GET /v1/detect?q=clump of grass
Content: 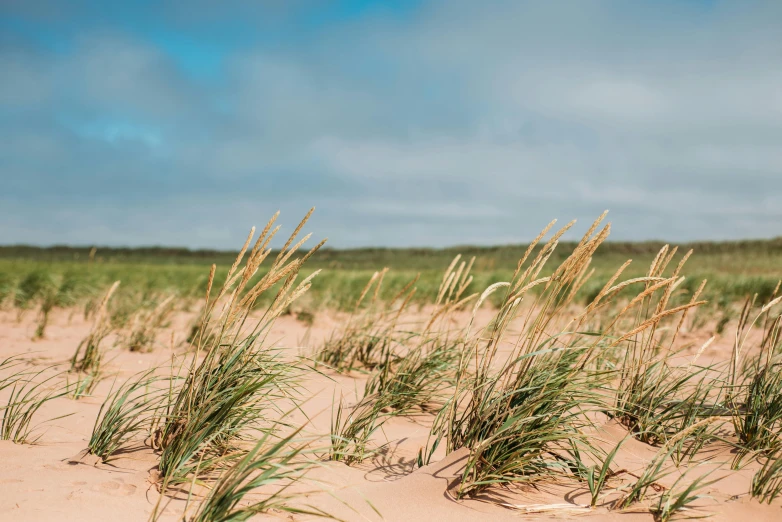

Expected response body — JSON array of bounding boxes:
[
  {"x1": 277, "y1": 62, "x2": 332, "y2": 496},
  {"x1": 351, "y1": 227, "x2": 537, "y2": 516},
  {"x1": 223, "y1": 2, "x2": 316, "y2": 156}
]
[
  {"x1": 1, "y1": 367, "x2": 70, "y2": 443},
  {"x1": 328, "y1": 256, "x2": 479, "y2": 464},
  {"x1": 447, "y1": 343, "x2": 596, "y2": 498},
  {"x1": 571, "y1": 436, "x2": 628, "y2": 507},
  {"x1": 615, "y1": 353, "x2": 727, "y2": 457},
  {"x1": 88, "y1": 370, "x2": 168, "y2": 462},
  {"x1": 124, "y1": 294, "x2": 176, "y2": 352},
  {"x1": 317, "y1": 268, "x2": 417, "y2": 372},
  {"x1": 154, "y1": 210, "x2": 325, "y2": 487},
  {"x1": 329, "y1": 392, "x2": 394, "y2": 464},
  {"x1": 612, "y1": 248, "x2": 720, "y2": 450},
  {"x1": 364, "y1": 339, "x2": 460, "y2": 415},
  {"x1": 71, "y1": 281, "x2": 120, "y2": 373},
  {"x1": 651, "y1": 470, "x2": 717, "y2": 522},
  {"x1": 419, "y1": 213, "x2": 719, "y2": 500},
  {"x1": 728, "y1": 290, "x2": 782, "y2": 462},
  {"x1": 331, "y1": 345, "x2": 461, "y2": 465},
  {"x1": 294, "y1": 309, "x2": 315, "y2": 327},
  {"x1": 188, "y1": 428, "x2": 318, "y2": 522},
  {"x1": 13, "y1": 270, "x2": 82, "y2": 339},
  {"x1": 432, "y1": 215, "x2": 615, "y2": 498},
  {"x1": 317, "y1": 252, "x2": 477, "y2": 379},
  {"x1": 751, "y1": 447, "x2": 782, "y2": 504}
]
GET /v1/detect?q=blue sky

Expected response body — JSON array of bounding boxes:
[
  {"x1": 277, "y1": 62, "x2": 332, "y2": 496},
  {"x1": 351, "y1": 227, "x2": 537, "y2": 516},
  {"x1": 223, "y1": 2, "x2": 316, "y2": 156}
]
[{"x1": 1, "y1": 0, "x2": 780, "y2": 248}]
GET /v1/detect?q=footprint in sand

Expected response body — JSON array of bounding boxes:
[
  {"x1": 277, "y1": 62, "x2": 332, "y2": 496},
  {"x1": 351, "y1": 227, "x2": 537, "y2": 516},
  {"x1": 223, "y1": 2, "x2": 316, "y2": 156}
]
[{"x1": 92, "y1": 480, "x2": 137, "y2": 496}]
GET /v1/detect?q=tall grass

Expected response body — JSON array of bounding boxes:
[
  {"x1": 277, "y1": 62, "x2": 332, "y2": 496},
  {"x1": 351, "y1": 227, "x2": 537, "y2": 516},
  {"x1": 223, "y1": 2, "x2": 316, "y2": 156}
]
[
  {"x1": 329, "y1": 392, "x2": 393, "y2": 464},
  {"x1": 729, "y1": 293, "x2": 782, "y2": 462},
  {"x1": 317, "y1": 269, "x2": 419, "y2": 372},
  {"x1": 1, "y1": 367, "x2": 70, "y2": 443},
  {"x1": 752, "y1": 447, "x2": 782, "y2": 503},
  {"x1": 154, "y1": 209, "x2": 325, "y2": 488},
  {"x1": 188, "y1": 428, "x2": 319, "y2": 522},
  {"x1": 6, "y1": 212, "x2": 782, "y2": 516},
  {"x1": 415, "y1": 213, "x2": 730, "y2": 500},
  {"x1": 88, "y1": 370, "x2": 169, "y2": 462},
  {"x1": 71, "y1": 281, "x2": 120, "y2": 373},
  {"x1": 123, "y1": 294, "x2": 176, "y2": 352}
]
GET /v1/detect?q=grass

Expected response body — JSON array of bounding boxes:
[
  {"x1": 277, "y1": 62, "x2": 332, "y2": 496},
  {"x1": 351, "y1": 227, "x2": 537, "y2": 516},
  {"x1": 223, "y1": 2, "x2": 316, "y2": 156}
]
[
  {"x1": 729, "y1": 294, "x2": 782, "y2": 463},
  {"x1": 155, "y1": 209, "x2": 325, "y2": 488},
  {"x1": 617, "y1": 419, "x2": 721, "y2": 511},
  {"x1": 66, "y1": 369, "x2": 105, "y2": 400},
  {"x1": 327, "y1": 255, "x2": 476, "y2": 464},
  {"x1": 71, "y1": 281, "x2": 120, "y2": 373},
  {"x1": 316, "y1": 269, "x2": 418, "y2": 371},
  {"x1": 88, "y1": 370, "x2": 168, "y2": 462},
  {"x1": 752, "y1": 447, "x2": 782, "y2": 504},
  {"x1": 5, "y1": 213, "x2": 782, "y2": 517},
  {"x1": 571, "y1": 436, "x2": 629, "y2": 507},
  {"x1": 615, "y1": 356, "x2": 727, "y2": 454},
  {"x1": 329, "y1": 391, "x2": 398, "y2": 464},
  {"x1": 123, "y1": 294, "x2": 176, "y2": 352},
  {"x1": 651, "y1": 469, "x2": 717, "y2": 521},
  {"x1": 13, "y1": 270, "x2": 84, "y2": 339},
  {"x1": 1, "y1": 367, "x2": 70, "y2": 443},
  {"x1": 364, "y1": 340, "x2": 460, "y2": 414},
  {"x1": 428, "y1": 216, "x2": 613, "y2": 498},
  {"x1": 187, "y1": 428, "x2": 319, "y2": 522}
]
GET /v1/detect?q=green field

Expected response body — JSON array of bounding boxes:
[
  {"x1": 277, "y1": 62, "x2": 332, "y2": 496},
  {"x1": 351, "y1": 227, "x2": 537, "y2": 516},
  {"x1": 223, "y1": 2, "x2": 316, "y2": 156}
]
[{"x1": 1, "y1": 238, "x2": 781, "y2": 313}]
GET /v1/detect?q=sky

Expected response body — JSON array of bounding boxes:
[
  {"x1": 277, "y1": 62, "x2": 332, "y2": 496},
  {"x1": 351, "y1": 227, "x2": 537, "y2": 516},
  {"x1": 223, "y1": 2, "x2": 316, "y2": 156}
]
[{"x1": 1, "y1": 0, "x2": 781, "y2": 249}]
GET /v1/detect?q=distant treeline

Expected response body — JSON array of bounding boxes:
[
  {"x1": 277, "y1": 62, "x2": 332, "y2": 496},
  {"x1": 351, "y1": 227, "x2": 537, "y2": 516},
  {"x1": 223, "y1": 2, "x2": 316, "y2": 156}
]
[{"x1": 1, "y1": 238, "x2": 782, "y2": 270}]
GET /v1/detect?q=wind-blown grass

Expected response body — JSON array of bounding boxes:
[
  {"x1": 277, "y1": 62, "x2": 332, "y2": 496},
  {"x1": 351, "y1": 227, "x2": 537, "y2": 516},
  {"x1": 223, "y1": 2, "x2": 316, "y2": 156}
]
[
  {"x1": 71, "y1": 281, "x2": 120, "y2": 373},
  {"x1": 317, "y1": 269, "x2": 418, "y2": 372},
  {"x1": 329, "y1": 392, "x2": 395, "y2": 464},
  {"x1": 123, "y1": 294, "x2": 176, "y2": 352},
  {"x1": 88, "y1": 369, "x2": 169, "y2": 462},
  {"x1": 7, "y1": 211, "x2": 782, "y2": 517},
  {"x1": 651, "y1": 469, "x2": 717, "y2": 521},
  {"x1": 154, "y1": 209, "x2": 325, "y2": 488},
  {"x1": 364, "y1": 340, "x2": 460, "y2": 415},
  {"x1": 186, "y1": 427, "x2": 321, "y2": 522},
  {"x1": 571, "y1": 436, "x2": 629, "y2": 507},
  {"x1": 1, "y1": 367, "x2": 70, "y2": 443},
  {"x1": 415, "y1": 213, "x2": 730, "y2": 501},
  {"x1": 729, "y1": 294, "x2": 782, "y2": 462},
  {"x1": 752, "y1": 447, "x2": 782, "y2": 504}
]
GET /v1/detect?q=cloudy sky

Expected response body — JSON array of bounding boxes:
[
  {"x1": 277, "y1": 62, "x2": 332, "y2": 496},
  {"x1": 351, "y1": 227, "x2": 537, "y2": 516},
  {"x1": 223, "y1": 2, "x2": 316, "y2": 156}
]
[{"x1": 1, "y1": 0, "x2": 781, "y2": 248}]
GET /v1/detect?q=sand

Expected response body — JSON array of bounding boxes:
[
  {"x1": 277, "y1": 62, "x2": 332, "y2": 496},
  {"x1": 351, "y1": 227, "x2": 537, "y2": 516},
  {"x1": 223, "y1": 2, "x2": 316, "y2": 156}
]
[{"x1": 0, "y1": 307, "x2": 780, "y2": 521}]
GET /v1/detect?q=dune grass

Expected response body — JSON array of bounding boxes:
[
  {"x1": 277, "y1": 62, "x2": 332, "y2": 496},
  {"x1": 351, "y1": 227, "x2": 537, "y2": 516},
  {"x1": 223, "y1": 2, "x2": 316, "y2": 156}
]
[
  {"x1": 88, "y1": 369, "x2": 169, "y2": 462},
  {"x1": 5, "y1": 212, "x2": 782, "y2": 518},
  {"x1": 1, "y1": 367, "x2": 70, "y2": 443},
  {"x1": 188, "y1": 428, "x2": 321, "y2": 522},
  {"x1": 154, "y1": 209, "x2": 325, "y2": 493},
  {"x1": 752, "y1": 447, "x2": 782, "y2": 504},
  {"x1": 71, "y1": 281, "x2": 120, "y2": 373}
]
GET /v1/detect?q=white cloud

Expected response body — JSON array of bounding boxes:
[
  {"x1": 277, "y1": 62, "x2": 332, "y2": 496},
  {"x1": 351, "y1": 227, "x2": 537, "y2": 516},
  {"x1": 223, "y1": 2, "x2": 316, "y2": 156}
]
[{"x1": 1, "y1": 0, "x2": 781, "y2": 247}]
